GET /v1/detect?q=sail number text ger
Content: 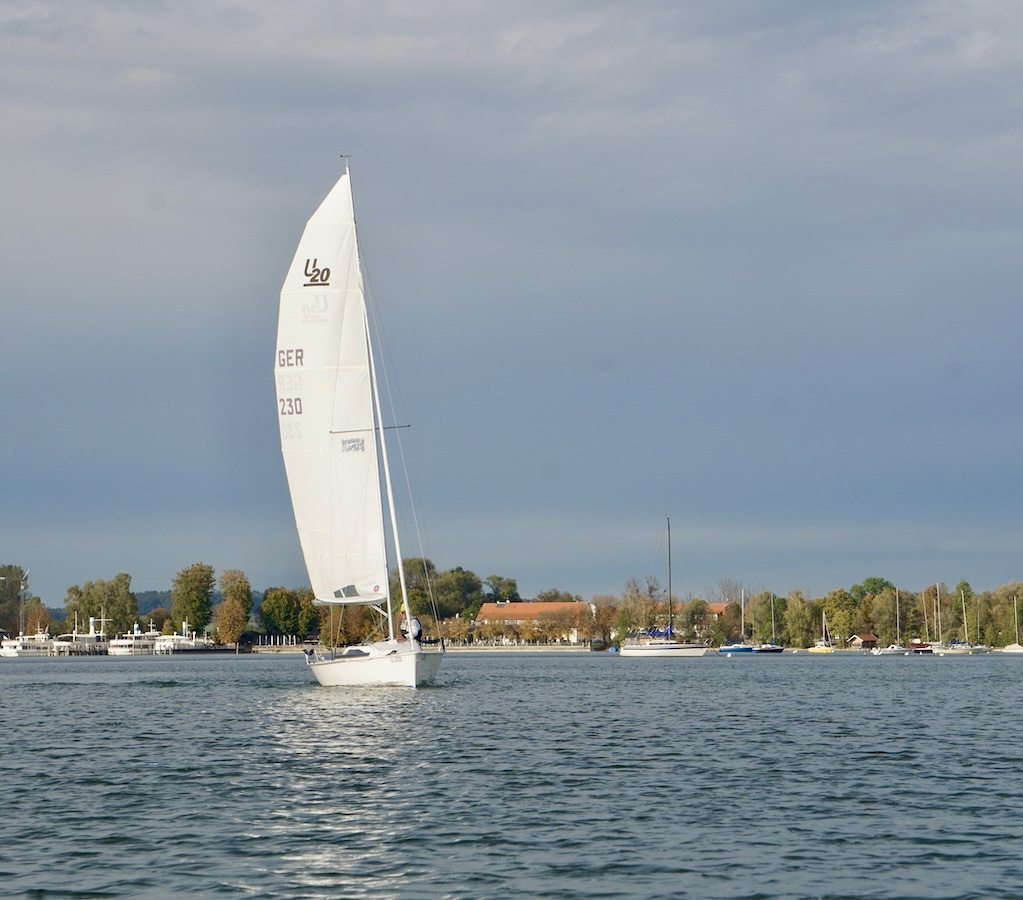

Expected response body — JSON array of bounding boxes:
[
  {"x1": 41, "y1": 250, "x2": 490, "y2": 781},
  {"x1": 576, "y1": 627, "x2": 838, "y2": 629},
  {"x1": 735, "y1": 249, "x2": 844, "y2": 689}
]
[{"x1": 278, "y1": 349, "x2": 304, "y2": 367}]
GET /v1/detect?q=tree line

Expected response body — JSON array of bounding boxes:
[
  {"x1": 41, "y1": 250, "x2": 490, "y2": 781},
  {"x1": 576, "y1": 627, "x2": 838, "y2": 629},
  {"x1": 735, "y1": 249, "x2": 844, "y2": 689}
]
[
  {"x1": 1, "y1": 561, "x2": 1019, "y2": 650},
  {"x1": 586, "y1": 576, "x2": 1023, "y2": 649}
]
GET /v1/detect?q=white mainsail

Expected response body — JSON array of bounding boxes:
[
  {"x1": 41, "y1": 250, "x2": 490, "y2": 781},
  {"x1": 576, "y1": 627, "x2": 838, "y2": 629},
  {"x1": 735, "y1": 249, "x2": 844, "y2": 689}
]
[{"x1": 276, "y1": 170, "x2": 389, "y2": 607}]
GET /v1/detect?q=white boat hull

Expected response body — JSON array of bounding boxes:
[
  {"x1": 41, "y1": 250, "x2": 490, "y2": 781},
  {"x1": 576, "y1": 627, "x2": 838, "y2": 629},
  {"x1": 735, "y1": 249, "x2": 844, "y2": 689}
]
[
  {"x1": 0, "y1": 643, "x2": 51, "y2": 658},
  {"x1": 872, "y1": 645, "x2": 909, "y2": 656},
  {"x1": 619, "y1": 641, "x2": 709, "y2": 658},
  {"x1": 306, "y1": 641, "x2": 444, "y2": 687}
]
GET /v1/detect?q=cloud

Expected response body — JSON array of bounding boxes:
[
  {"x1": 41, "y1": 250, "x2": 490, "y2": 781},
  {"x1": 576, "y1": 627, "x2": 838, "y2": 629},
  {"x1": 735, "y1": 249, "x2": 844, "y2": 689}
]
[{"x1": 1, "y1": 1, "x2": 1019, "y2": 605}]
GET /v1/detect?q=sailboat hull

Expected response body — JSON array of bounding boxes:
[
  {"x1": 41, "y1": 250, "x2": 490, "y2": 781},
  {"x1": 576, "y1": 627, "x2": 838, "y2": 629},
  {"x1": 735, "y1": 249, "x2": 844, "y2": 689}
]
[
  {"x1": 306, "y1": 641, "x2": 444, "y2": 687},
  {"x1": 619, "y1": 642, "x2": 709, "y2": 658}
]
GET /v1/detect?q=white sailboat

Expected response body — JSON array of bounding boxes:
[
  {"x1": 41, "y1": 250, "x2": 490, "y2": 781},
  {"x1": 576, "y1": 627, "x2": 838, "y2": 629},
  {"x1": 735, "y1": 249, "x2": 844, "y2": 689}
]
[
  {"x1": 276, "y1": 164, "x2": 443, "y2": 688},
  {"x1": 1002, "y1": 595, "x2": 1023, "y2": 653},
  {"x1": 808, "y1": 611, "x2": 834, "y2": 653},
  {"x1": 619, "y1": 517, "x2": 709, "y2": 657},
  {"x1": 753, "y1": 593, "x2": 784, "y2": 653},
  {"x1": 872, "y1": 589, "x2": 908, "y2": 655},
  {"x1": 936, "y1": 590, "x2": 991, "y2": 655},
  {"x1": 720, "y1": 589, "x2": 755, "y2": 654}
]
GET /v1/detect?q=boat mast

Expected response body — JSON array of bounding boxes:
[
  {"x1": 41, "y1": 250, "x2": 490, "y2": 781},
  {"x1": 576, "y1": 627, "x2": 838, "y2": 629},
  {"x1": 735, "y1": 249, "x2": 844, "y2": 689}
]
[
  {"x1": 355, "y1": 179, "x2": 411, "y2": 642},
  {"x1": 366, "y1": 309, "x2": 408, "y2": 641},
  {"x1": 18, "y1": 570, "x2": 28, "y2": 637},
  {"x1": 666, "y1": 515, "x2": 672, "y2": 635}
]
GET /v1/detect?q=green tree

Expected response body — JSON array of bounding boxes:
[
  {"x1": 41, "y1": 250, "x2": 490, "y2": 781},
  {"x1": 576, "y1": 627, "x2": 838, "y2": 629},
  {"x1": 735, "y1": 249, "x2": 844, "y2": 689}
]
[
  {"x1": 821, "y1": 589, "x2": 857, "y2": 645},
  {"x1": 783, "y1": 592, "x2": 814, "y2": 648},
  {"x1": 260, "y1": 587, "x2": 302, "y2": 635},
  {"x1": 213, "y1": 597, "x2": 248, "y2": 645},
  {"x1": 171, "y1": 563, "x2": 216, "y2": 632},
  {"x1": 106, "y1": 573, "x2": 137, "y2": 636},
  {"x1": 296, "y1": 587, "x2": 319, "y2": 637},
  {"x1": 0, "y1": 565, "x2": 29, "y2": 633},
  {"x1": 432, "y1": 566, "x2": 483, "y2": 619},
  {"x1": 534, "y1": 588, "x2": 580, "y2": 603},
  {"x1": 872, "y1": 587, "x2": 900, "y2": 645},
  {"x1": 391, "y1": 558, "x2": 437, "y2": 618},
  {"x1": 673, "y1": 598, "x2": 706, "y2": 641},
  {"x1": 851, "y1": 577, "x2": 895, "y2": 602},
  {"x1": 485, "y1": 575, "x2": 520, "y2": 603},
  {"x1": 219, "y1": 569, "x2": 253, "y2": 620},
  {"x1": 63, "y1": 574, "x2": 137, "y2": 636}
]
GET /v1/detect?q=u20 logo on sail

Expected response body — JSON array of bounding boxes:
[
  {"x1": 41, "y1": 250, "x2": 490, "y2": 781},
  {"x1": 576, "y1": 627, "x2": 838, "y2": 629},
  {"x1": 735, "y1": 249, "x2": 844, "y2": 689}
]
[{"x1": 303, "y1": 258, "x2": 330, "y2": 286}]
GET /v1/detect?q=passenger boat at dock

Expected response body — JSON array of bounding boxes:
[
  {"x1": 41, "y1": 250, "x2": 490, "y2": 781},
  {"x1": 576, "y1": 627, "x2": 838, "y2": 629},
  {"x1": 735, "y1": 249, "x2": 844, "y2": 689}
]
[
  {"x1": 108, "y1": 622, "x2": 162, "y2": 656},
  {"x1": 0, "y1": 629, "x2": 54, "y2": 657},
  {"x1": 53, "y1": 617, "x2": 110, "y2": 656},
  {"x1": 153, "y1": 621, "x2": 216, "y2": 655}
]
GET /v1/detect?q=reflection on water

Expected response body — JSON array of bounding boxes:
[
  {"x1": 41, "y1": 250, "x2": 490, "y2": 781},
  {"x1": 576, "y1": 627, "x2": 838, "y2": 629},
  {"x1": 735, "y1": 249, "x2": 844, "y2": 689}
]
[{"x1": 2, "y1": 652, "x2": 1022, "y2": 897}]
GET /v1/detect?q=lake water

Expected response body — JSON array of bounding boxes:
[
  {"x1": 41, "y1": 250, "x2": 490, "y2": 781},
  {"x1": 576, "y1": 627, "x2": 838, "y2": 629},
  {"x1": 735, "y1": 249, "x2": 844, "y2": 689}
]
[{"x1": 2, "y1": 651, "x2": 1021, "y2": 898}]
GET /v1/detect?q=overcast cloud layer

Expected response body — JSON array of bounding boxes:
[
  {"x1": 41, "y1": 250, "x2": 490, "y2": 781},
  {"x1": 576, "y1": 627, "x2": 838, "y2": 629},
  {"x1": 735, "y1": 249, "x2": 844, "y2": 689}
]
[{"x1": 2, "y1": 1, "x2": 1020, "y2": 606}]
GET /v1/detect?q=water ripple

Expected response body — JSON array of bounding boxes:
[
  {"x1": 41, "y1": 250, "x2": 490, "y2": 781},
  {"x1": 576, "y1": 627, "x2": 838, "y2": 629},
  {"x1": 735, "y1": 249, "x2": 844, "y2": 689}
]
[{"x1": 2, "y1": 653, "x2": 1022, "y2": 897}]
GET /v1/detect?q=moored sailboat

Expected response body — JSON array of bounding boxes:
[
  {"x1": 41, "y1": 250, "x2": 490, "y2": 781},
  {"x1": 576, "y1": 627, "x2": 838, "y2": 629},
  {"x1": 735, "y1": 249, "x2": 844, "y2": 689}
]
[
  {"x1": 619, "y1": 517, "x2": 709, "y2": 657},
  {"x1": 872, "y1": 589, "x2": 908, "y2": 655},
  {"x1": 753, "y1": 593, "x2": 784, "y2": 653},
  {"x1": 720, "y1": 589, "x2": 755, "y2": 654},
  {"x1": 1003, "y1": 595, "x2": 1023, "y2": 654},
  {"x1": 276, "y1": 164, "x2": 443, "y2": 687},
  {"x1": 936, "y1": 590, "x2": 991, "y2": 655},
  {"x1": 808, "y1": 611, "x2": 834, "y2": 653}
]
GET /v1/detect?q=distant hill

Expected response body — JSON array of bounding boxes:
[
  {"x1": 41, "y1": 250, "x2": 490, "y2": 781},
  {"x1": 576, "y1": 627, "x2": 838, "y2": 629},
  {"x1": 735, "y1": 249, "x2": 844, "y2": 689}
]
[
  {"x1": 135, "y1": 590, "x2": 265, "y2": 616},
  {"x1": 136, "y1": 590, "x2": 172, "y2": 615}
]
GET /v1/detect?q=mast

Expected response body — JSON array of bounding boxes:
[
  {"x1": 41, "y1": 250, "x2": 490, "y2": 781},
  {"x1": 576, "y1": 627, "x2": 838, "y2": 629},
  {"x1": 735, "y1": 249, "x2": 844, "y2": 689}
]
[
  {"x1": 361, "y1": 211, "x2": 409, "y2": 643},
  {"x1": 666, "y1": 515, "x2": 672, "y2": 634},
  {"x1": 895, "y1": 588, "x2": 900, "y2": 644},
  {"x1": 18, "y1": 570, "x2": 29, "y2": 637}
]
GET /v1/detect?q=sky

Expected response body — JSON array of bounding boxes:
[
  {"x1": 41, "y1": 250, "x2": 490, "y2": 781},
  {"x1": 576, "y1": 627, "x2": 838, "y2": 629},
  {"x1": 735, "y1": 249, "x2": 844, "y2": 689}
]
[{"x1": 2, "y1": 0, "x2": 1020, "y2": 607}]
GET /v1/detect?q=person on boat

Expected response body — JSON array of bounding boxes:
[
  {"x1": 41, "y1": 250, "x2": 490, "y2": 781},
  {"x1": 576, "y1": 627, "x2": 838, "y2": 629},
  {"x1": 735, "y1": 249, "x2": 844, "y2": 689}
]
[{"x1": 398, "y1": 616, "x2": 422, "y2": 643}]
